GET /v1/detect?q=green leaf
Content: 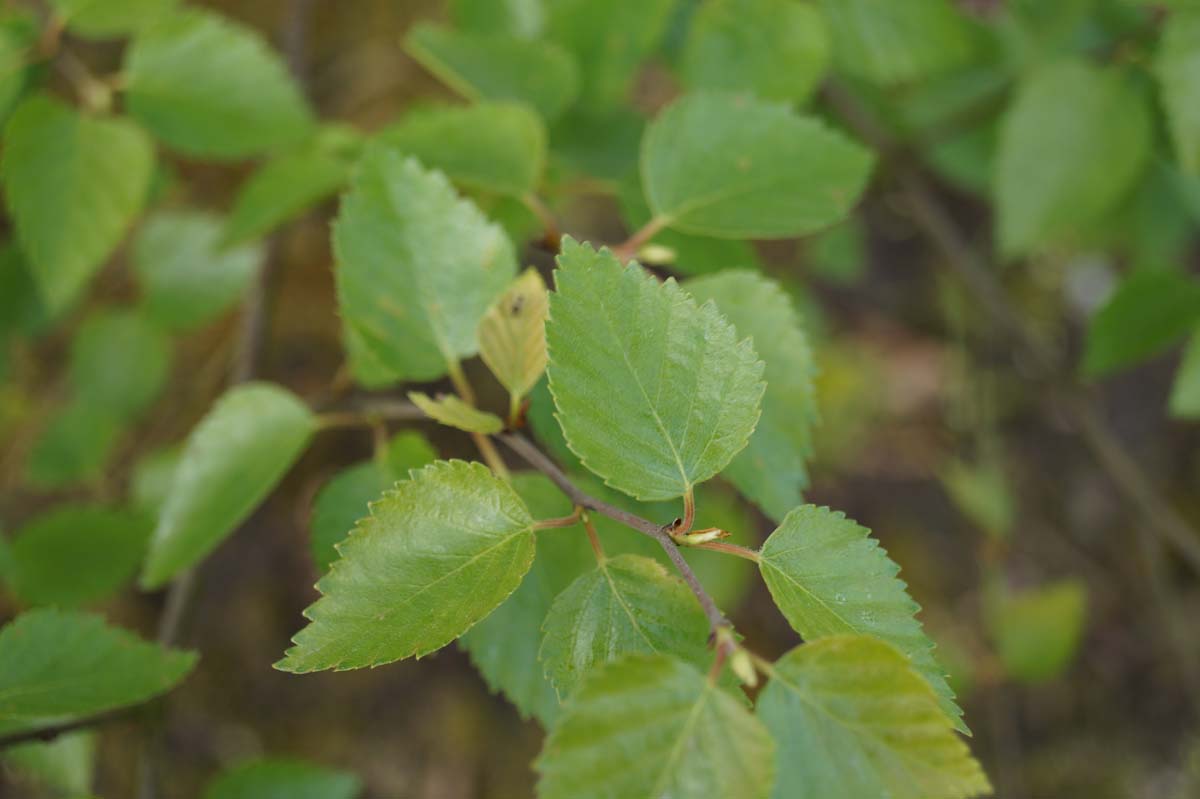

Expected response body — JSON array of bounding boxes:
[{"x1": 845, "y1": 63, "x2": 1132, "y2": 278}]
[
  {"x1": 203, "y1": 758, "x2": 360, "y2": 799},
  {"x1": 820, "y1": 0, "x2": 975, "y2": 86},
  {"x1": 940, "y1": 458, "x2": 1014, "y2": 540},
  {"x1": 131, "y1": 446, "x2": 181, "y2": 517},
  {"x1": 686, "y1": 271, "x2": 818, "y2": 521},
  {"x1": 1082, "y1": 270, "x2": 1200, "y2": 377},
  {"x1": 377, "y1": 102, "x2": 546, "y2": 196},
  {"x1": 617, "y1": 178, "x2": 763, "y2": 276},
  {"x1": 133, "y1": 211, "x2": 263, "y2": 332},
  {"x1": 140, "y1": 383, "x2": 316, "y2": 589},
  {"x1": 550, "y1": 106, "x2": 644, "y2": 183},
  {"x1": 681, "y1": 0, "x2": 829, "y2": 104},
  {"x1": 277, "y1": 460, "x2": 535, "y2": 672},
  {"x1": 24, "y1": 401, "x2": 121, "y2": 490},
  {"x1": 334, "y1": 150, "x2": 517, "y2": 381},
  {"x1": 0, "y1": 243, "x2": 47, "y2": 340},
  {"x1": 404, "y1": 24, "x2": 578, "y2": 121},
  {"x1": 408, "y1": 392, "x2": 504, "y2": 434},
  {"x1": 1157, "y1": 11, "x2": 1200, "y2": 174},
  {"x1": 6, "y1": 506, "x2": 150, "y2": 608},
  {"x1": 995, "y1": 61, "x2": 1151, "y2": 256},
  {"x1": 124, "y1": 9, "x2": 314, "y2": 159},
  {"x1": 546, "y1": 238, "x2": 764, "y2": 501},
  {"x1": 2, "y1": 95, "x2": 154, "y2": 313},
  {"x1": 451, "y1": 0, "x2": 544, "y2": 38},
  {"x1": 757, "y1": 636, "x2": 991, "y2": 799},
  {"x1": 1170, "y1": 329, "x2": 1200, "y2": 418},
  {"x1": 3, "y1": 731, "x2": 94, "y2": 795},
  {"x1": 69, "y1": 309, "x2": 170, "y2": 419},
  {"x1": 641, "y1": 92, "x2": 874, "y2": 239},
  {"x1": 539, "y1": 553, "x2": 714, "y2": 700},
  {"x1": 0, "y1": 14, "x2": 37, "y2": 125},
  {"x1": 986, "y1": 580, "x2": 1087, "y2": 684},
  {"x1": 223, "y1": 129, "x2": 359, "y2": 246},
  {"x1": 460, "y1": 473, "x2": 594, "y2": 725},
  {"x1": 536, "y1": 654, "x2": 775, "y2": 799},
  {"x1": 0, "y1": 608, "x2": 196, "y2": 738},
  {"x1": 309, "y1": 432, "x2": 437, "y2": 573},
  {"x1": 50, "y1": 0, "x2": 177, "y2": 38},
  {"x1": 758, "y1": 505, "x2": 965, "y2": 731},
  {"x1": 545, "y1": 0, "x2": 675, "y2": 108},
  {"x1": 478, "y1": 268, "x2": 549, "y2": 400}
]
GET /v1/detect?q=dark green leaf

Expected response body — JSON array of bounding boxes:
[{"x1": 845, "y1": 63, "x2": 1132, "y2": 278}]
[
  {"x1": 0, "y1": 608, "x2": 196, "y2": 738},
  {"x1": 6, "y1": 506, "x2": 150, "y2": 607},
  {"x1": 203, "y1": 758, "x2": 360, "y2": 799},
  {"x1": 1082, "y1": 270, "x2": 1200, "y2": 377}
]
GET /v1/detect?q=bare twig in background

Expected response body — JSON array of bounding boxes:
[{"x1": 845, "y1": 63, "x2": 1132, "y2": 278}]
[{"x1": 824, "y1": 80, "x2": 1200, "y2": 576}]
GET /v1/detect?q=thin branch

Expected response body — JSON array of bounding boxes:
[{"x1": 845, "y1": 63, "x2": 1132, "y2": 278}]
[
  {"x1": 497, "y1": 433, "x2": 731, "y2": 636},
  {"x1": 0, "y1": 707, "x2": 136, "y2": 749},
  {"x1": 824, "y1": 79, "x2": 1200, "y2": 575},
  {"x1": 611, "y1": 216, "x2": 670, "y2": 262}
]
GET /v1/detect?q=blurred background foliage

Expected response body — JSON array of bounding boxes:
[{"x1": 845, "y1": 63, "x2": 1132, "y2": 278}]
[{"x1": 1, "y1": 0, "x2": 1199, "y2": 796}]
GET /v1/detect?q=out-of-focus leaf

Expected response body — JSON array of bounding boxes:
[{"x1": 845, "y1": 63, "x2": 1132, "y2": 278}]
[
  {"x1": 2, "y1": 95, "x2": 154, "y2": 313},
  {"x1": 203, "y1": 758, "x2": 360, "y2": 799},
  {"x1": 3, "y1": 731, "x2": 95, "y2": 796},
  {"x1": 133, "y1": 211, "x2": 262, "y2": 332},
  {"x1": 0, "y1": 608, "x2": 196, "y2": 738},
  {"x1": 24, "y1": 401, "x2": 121, "y2": 489},
  {"x1": 378, "y1": 102, "x2": 546, "y2": 196},
  {"x1": 757, "y1": 636, "x2": 991, "y2": 799},
  {"x1": 758, "y1": 505, "x2": 965, "y2": 731},
  {"x1": 681, "y1": 0, "x2": 829, "y2": 103},
  {"x1": 125, "y1": 9, "x2": 314, "y2": 158},
  {"x1": 1156, "y1": 11, "x2": 1200, "y2": 174},
  {"x1": 334, "y1": 150, "x2": 516, "y2": 381},
  {"x1": 986, "y1": 580, "x2": 1087, "y2": 683},
  {"x1": 940, "y1": 458, "x2": 1014, "y2": 540},
  {"x1": 309, "y1": 432, "x2": 437, "y2": 573},
  {"x1": 546, "y1": 239, "x2": 764, "y2": 501},
  {"x1": 69, "y1": 309, "x2": 170, "y2": 418},
  {"x1": 141, "y1": 383, "x2": 316, "y2": 589},
  {"x1": 131, "y1": 447, "x2": 181, "y2": 517},
  {"x1": 617, "y1": 179, "x2": 763, "y2": 276},
  {"x1": 224, "y1": 127, "x2": 361, "y2": 245},
  {"x1": 550, "y1": 106, "x2": 643, "y2": 183},
  {"x1": 995, "y1": 61, "x2": 1151, "y2": 256},
  {"x1": 404, "y1": 24, "x2": 578, "y2": 120},
  {"x1": 1082, "y1": 270, "x2": 1200, "y2": 377},
  {"x1": 535, "y1": 654, "x2": 776, "y2": 799},
  {"x1": 687, "y1": 271, "x2": 818, "y2": 521},
  {"x1": 6, "y1": 506, "x2": 150, "y2": 607},
  {"x1": 278, "y1": 461, "x2": 534, "y2": 672},
  {"x1": 820, "y1": 0, "x2": 975, "y2": 85},
  {"x1": 0, "y1": 13, "x2": 37, "y2": 125},
  {"x1": 642, "y1": 92, "x2": 874, "y2": 239},
  {"x1": 545, "y1": 0, "x2": 675, "y2": 108},
  {"x1": 451, "y1": 0, "x2": 544, "y2": 38},
  {"x1": 1170, "y1": 329, "x2": 1200, "y2": 418},
  {"x1": 50, "y1": 0, "x2": 177, "y2": 38}
]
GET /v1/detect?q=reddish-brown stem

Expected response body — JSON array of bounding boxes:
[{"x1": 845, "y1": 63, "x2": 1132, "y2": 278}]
[
  {"x1": 582, "y1": 513, "x2": 606, "y2": 563},
  {"x1": 611, "y1": 216, "x2": 670, "y2": 262},
  {"x1": 688, "y1": 541, "x2": 761, "y2": 562},
  {"x1": 533, "y1": 506, "x2": 584, "y2": 530}
]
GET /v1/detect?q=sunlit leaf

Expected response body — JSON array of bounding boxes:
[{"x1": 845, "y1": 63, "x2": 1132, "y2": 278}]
[{"x1": 278, "y1": 461, "x2": 534, "y2": 672}]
